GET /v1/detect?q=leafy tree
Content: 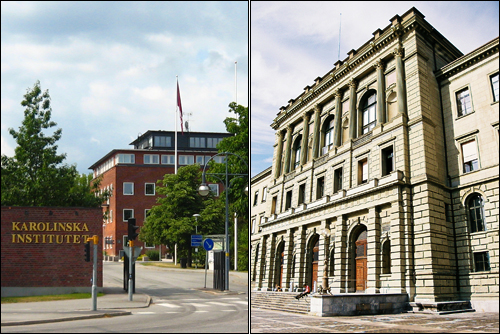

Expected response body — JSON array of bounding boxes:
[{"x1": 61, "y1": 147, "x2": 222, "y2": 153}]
[
  {"x1": 207, "y1": 102, "x2": 249, "y2": 270},
  {"x1": 1, "y1": 81, "x2": 109, "y2": 207}
]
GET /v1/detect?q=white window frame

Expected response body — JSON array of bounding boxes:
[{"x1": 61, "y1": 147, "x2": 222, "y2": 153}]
[
  {"x1": 161, "y1": 155, "x2": 175, "y2": 165},
  {"x1": 123, "y1": 182, "x2": 134, "y2": 195},
  {"x1": 123, "y1": 209, "x2": 134, "y2": 222},
  {"x1": 144, "y1": 154, "x2": 159, "y2": 164},
  {"x1": 145, "y1": 183, "x2": 155, "y2": 196},
  {"x1": 179, "y1": 155, "x2": 194, "y2": 165},
  {"x1": 117, "y1": 153, "x2": 135, "y2": 164},
  {"x1": 208, "y1": 184, "x2": 219, "y2": 196}
]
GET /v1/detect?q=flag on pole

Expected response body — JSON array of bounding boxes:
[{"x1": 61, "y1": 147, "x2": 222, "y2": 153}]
[{"x1": 177, "y1": 81, "x2": 184, "y2": 134}]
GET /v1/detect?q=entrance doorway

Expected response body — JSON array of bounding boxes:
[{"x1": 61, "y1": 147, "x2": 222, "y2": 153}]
[
  {"x1": 309, "y1": 236, "x2": 320, "y2": 291},
  {"x1": 355, "y1": 229, "x2": 368, "y2": 291}
]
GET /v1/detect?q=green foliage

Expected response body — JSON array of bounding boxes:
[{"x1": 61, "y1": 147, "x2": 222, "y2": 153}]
[
  {"x1": 1, "y1": 81, "x2": 109, "y2": 207},
  {"x1": 145, "y1": 250, "x2": 160, "y2": 261}
]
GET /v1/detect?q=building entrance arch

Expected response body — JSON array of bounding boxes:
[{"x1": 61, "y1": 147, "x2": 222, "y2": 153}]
[
  {"x1": 274, "y1": 241, "x2": 285, "y2": 289},
  {"x1": 307, "y1": 234, "x2": 320, "y2": 291},
  {"x1": 353, "y1": 226, "x2": 368, "y2": 292}
]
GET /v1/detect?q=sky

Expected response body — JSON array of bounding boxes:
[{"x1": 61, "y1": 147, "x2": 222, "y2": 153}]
[
  {"x1": 1, "y1": 1, "x2": 248, "y2": 174},
  {"x1": 250, "y1": 1, "x2": 499, "y2": 177}
]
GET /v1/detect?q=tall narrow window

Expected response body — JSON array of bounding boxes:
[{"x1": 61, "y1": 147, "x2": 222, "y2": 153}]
[
  {"x1": 468, "y1": 194, "x2": 486, "y2": 233},
  {"x1": 322, "y1": 117, "x2": 335, "y2": 155},
  {"x1": 382, "y1": 146, "x2": 394, "y2": 176},
  {"x1": 456, "y1": 88, "x2": 472, "y2": 117},
  {"x1": 298, "y1": 183, "x2": 306, "y2": 205},
  {"x1": 271, "y1": 196, "x2": 277, "y2": 214},
  {"x1": 253, "y1": 190, "x2": 259, "y2": 206},
  {"x1": 382, "y1": 240, "x2": 391, "y2": 274},
  {"x1": 461, "y1": 140, "x2": 479, "y2": 173},
  {"x1": 316, "y1": 177, "x2": 324, "y2": 199},
  {"x1": 334, "y1": 168, "x2": 343, "y2": 192},
  {"x1": 362, "y1": 92, "x2": 377, "y2": 134},
  {"x1": 473, "y1": 252, "x2": 490, "y2": 272},
  {"x1": 491, "y1": 73, "x2": 499, "y2": 102},
  {"x1": 285, "y1": 190, "x2": 292, "y2": 210},
  {"x1": 358, "y1": 158, "x2": 368, "y2": 185},
  {"x1": 292, "y1": 136, "x2": 302, "y2": 170}
]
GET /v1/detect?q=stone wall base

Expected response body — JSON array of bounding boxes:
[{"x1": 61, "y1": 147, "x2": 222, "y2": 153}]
[{"x1": 310, "y1": 293, "x2": 409, "y2": 316}]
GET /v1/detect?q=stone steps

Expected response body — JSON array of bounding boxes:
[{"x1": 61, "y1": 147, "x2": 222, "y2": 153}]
[{"x1": 251, "y1": 291, "x2": 310, "y2": 314}]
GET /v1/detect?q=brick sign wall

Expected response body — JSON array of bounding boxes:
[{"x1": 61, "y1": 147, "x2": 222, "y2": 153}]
[{"x1": 1, "y1": 206, "x2": 103, "y2": 296}]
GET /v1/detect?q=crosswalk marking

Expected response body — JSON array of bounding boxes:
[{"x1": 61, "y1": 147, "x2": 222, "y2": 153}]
[
  {"x1": 233, "y1": 301, "x2": 248, "y2": 305},
  {"x1": 158, "y1": 303, "x2": 182, "y2": 308},
  {"x1": 206, "y1": 301, "x2": 234, "y2": 306}
]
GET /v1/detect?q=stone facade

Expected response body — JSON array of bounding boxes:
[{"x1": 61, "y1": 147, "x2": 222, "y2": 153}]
[{"x1": 250, "y1": 7, "x2": 499, "y2": 312}]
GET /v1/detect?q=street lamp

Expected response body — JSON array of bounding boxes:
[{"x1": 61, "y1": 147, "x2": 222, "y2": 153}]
[{"x1": 198, "y1": 152, "x2": 248, "y2": 291}]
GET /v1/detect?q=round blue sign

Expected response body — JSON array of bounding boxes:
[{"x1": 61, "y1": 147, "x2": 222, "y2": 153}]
[{"x1": 203, "y1": 238, "x2": 214, "y2": 251}]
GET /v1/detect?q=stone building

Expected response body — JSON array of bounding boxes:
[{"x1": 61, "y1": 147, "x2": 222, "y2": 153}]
[{"x1": 250, "y1": 7, "x2": 498, "y2": 312}]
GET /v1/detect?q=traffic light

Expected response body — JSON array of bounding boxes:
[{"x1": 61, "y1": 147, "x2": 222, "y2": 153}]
[
  {"x1": 128, "y1": 218, "x2": 139, "y2": 241},
  {"x1": 84, "y1": 241, "x2": 91, "y2": 262}
]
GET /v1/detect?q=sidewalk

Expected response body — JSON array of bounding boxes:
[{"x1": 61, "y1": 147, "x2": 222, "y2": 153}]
[{"x1": 1, "y1": 289, "x2": 150, "y2": 327}]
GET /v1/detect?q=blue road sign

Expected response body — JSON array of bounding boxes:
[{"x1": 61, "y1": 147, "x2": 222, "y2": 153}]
[
  {"x1": 191, "y1": 234, "x2": 202, "y2": 247},
  {"x1": 203, "y1": 238, "x2": 214, "y2": 251}
]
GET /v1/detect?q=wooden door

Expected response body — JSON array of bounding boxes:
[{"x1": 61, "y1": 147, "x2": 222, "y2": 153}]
[{"x1": 355, "y1": 239, "x2": 367, "y2": 291}]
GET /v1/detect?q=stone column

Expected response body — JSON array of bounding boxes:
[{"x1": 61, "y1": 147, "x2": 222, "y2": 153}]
[
  {"x1": 283, "y1": 125, "x2": 293, "y2": 174},
  {"x1": 366, "y1": 207, "x2": 381, "y2": 294},
  {"x1": 331, "y1": 215, "x2": 347, "y2": 293},
  {"x1": 274, "y1": 131, "x2": 284, "y2": 178},
  {"x1": 300, "y1": 112, "x2": 310, "y2": 165},
  {"x1": 311, "y1": 105, "x2": 321, "y2": 159},
  {"x1": 333, "y1": 89, "x2": 343, "y2": 147},
  {"x1": 282, "y1": 229, "x2": 294, "y2": 291},
  {"x1": 390, "y1": 198, "x2": 406, "y2": 294},
  {"x1": 319, "y1": 220, "x2": 331, "y2": 289},
  {"x1": 348, "y1": 79, "x2": 358, "y2": 139},
  {"x1": 264, "y1": 233, "x2": 277, "y2": 291},
  {"x1": 375, "y1": 60, "x2": 386, "y2": 125},
  {"x1": 294, "y1": 226, "x2": 307, "y2": 287},
  {"x1": 257, "y1": 235, "x2": 267, "y2": 290},
  {"x1": 394, "y1": 46, "x2": 407, "y2": 116}
]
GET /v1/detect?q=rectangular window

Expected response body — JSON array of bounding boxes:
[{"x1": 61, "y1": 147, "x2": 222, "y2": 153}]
[
  {"x1": 285, "y1": 190, "x2": 292, "y2": 210},
  {"x1": 271, "y1": 196, "x2": 277, "y2": 214},
  {"x1": 196, "y1": 156, "x2": 205, "y2": 165},
  {"x1": 123, "y1": 182, "x2": 134, "y2": 195},
  {"x1": 145, "y1": 183, "x2": 155, "y2": 195},
  {"x1": 117, "y1": 154, "x2": 135, "y2": 164},
  {"x1": 123, "y1": 209, "x2": 134, "y2": 222},
  {"x1": 208, "y1": 184, "x2": 219, "y2": 196},
  {"x1": 456, "y1": 88, "x2": 472, "y2": 117},
  {"x1": 491, "y1": 73, "x2": 499, "y2": 102},
  {"x1": 253, "y1": 190, "x2": 259, "y2": 206},
  {"x1": 461, "y1": 140, "x2": 479, "y2": 173},
  {"x1": 473, "y1": 251, "x2": 491, "y2": 272},
  {"x1": 189, "y1": 137, "x2": 206, "y2": 148},
  {"x1": 358, "y1": 158, "x2": 368, "y2": 185},
  {"x1": 144, "y1": 154, "x2": 159, "y2": 164},
  {"x1": 161, "y1": 155, "x2": 175, "y2": 165},
  {"x1": 179, "y1": 155, "x2": 194, "y2": 165},
  {"x1": 382, "y1": 146, "x2": 394, "y2": 176},
  {"x1": 207, "y1": 137, "x2": 223, "y2": 148},
  {"x1": 316, "y1": 177, "x2": 324, "y2": 199},
  {"x1": 154, "y1": 136, "x2": 171, "y2": 147},
  {"x1": 251, "y1": 219, "x2": 256, "y2": 234},
  {"x1": 262, "y1": 187, "x2": 267, "y2": 202},
  {"x1": 298, "y1": 183, "x2": 306, "y2": 205},
  {"x1": 334, "y1": 168, "x2": 343, "y2": 192}
]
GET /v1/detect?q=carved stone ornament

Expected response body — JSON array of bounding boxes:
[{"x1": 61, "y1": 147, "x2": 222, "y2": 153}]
[{"x1": 393, "y1": 46, "x2": 404, "y2": 58}]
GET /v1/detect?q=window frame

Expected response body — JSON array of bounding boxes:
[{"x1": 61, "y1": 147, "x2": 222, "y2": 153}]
[
  {"x1": 333, "y1": 167, "x2": 343, "y2": 193},
  {"x1": 489, "y1": 72, "x2": 499, "y2": 103},
  {"x1": 316, "y1": 176, "x2": 325, "y2": 200},
  {"x1": 455, "y1": 86, "x2": 473, "y2": 118},
  {"x1": 473, "y1": 251, "x2": 491, "y2": 272},
  {"x1": 461, "y1": 139, "x2": 480, "y2": 174},
  {"x1": 361, "y1": 91, "x2": 377, "y2": 134},
  {"x1": 123, "y1": 209, "x2": 134, "y2": 222},
  {"x1": 123, "y1": 182, "x2": 134, "y2": 195},
  {"x1": 145, "y1": 183, "x2": 156, "y2": 196},
  {"x1": 143, "y1": 154, "x2": 159, "y2": 164},
  {"x1": 381, "y1": 145, "x2": 394, "y2": 176},
  {"x1": 467, "y1": 194, "x2": 486, "y2": 233}
]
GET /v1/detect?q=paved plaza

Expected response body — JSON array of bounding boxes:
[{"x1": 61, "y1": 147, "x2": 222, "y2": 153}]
[{"x1": 251, "y1": 308, "x2": 499, "y2": 333}]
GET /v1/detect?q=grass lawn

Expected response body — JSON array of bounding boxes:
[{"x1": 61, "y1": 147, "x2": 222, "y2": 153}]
[{"x1": 1, "y1": 292, "x2": 104, "y2": 304}]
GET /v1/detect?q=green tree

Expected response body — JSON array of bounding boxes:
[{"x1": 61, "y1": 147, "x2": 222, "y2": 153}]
[
  {"x1": 139, "y1": 164, "x2": 222, "y2": 265},
  {"x1": 208, "y1": 102, "x2": 249, "y2": 270},
  {"x1": 1, "y1": 81, "x2": 108, "y2": 207}
]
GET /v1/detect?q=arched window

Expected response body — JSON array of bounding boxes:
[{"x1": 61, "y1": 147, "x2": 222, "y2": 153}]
[
  {"x1": 292, "y1": 135, "x2": 302, "y2": 170},
  {"x1": 468, "y1": 194, "x2": 486, "y2": 233},
  {"x1": 362, "y1": 92, "x2": 377, "y2": 134},
  {"x1": 321, "y1": 116, "x2": 335, "y2": 155},
  {"x1": 382, "y1": 240, "x2": 391, "y2": 274}
]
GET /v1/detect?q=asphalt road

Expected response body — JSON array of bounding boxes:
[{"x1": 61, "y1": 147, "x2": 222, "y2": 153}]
[{"x1": 2, "y1": 261, "x2": 248, "y2": 333}]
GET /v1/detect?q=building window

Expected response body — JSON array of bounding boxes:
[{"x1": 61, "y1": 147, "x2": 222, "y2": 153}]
[
  {"x1": 468, "y1": 194, "x2": 486, "y2": 233},
  {"x1": 196, "y1": 156, "x2": 205, "y2": 165},
  {"x1": 179, "y1": 155, "x2": 194, "y2": 165},
  {"x1": 207, "y1": 137, "x2": 223, "y2": 148},
  {"x1": 456, "y1": 87, "x2": 472, "y2": 117},
  {"x1": 322, "y1": 117, "x2": 335, "y2": 155},
  {"x1": 123, "y1": 182, "x2": 134, "y2": 195},
  {"x1": 285, "y1": 190, "x2": 292, "y2": 210},
  {"x1": 491, "y1": 73, "x2": 499, "y2": 102},
  {"x1": 292, "y1": 136, "x2": 302, "y2": 170},
  {"x1": 123, "y1": 209, "x2": 134, "y2": 222},
  {"x1": 358, "y1": 158, "x2": 368, "y2": 184},
  {"x1": 161, "y1": 155, "x2": 175, "y2": 165},
  {"x1": 271, "y1": 196, "x2": 277, "y2": 214},
  {"x1": 298, "y1": 183, "x2": 306, "y2": 205},
  {"x1": 190, "y1": 137, "x2": 206, "y2": 148},
  {"x1": 381, "y1": 146, "x2": 394, "y2": 176},
  {"x1": 382, "y1": 240, "x2": 391, "y2": 274},
  {"x1": 144, "y1": 154, "x2": 159, "y2": 164},
  {"x1": 208, "y1": 184, "x2": 219, "y2": 196},
  {"x1": 117, "y1": 154, "x2": 135, "y2": 164},
  {"x1": 334, "y1": 168, "x2": 343, "y2": 192},
  {"x1": 251, "y1": 219, "x2": 256, "y2": 234},
  {"x1": 461, "y1": 140, "x2": 479, "y2": 173},
  {"x1": 316, "y1": 177, "x2": 324, "y2": 199},
  {"x1": 154, "y1": 136, "x2": 171, "y2": 147},
  {"x1": 262, "y1": 187, "x2": 267, "y2": 202},
  {"x1": 145, "y1": 183, "x2": 155, "y2": 195},
  {"x1": 362, "y1": 92, "x2": 377, "y2": 134},
  {"x1": 473, "y1": 251, "x2": 490, "y2": 272},
  {"x1": 253, "y1": 190, "x2": 259, "y2": 206}
]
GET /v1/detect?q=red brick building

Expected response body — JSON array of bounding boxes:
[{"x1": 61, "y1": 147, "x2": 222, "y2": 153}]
[
  {"x1": 1, "y1": 206, "x2": 103, "y2": 297},
  {"x1": 89, "y1": 130, "x2": 231, "y2": 258}
]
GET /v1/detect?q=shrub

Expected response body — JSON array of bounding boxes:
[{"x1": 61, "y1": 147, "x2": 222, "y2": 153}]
[{"x1": 146, "y1": 250, "x2": 160, "y2": 261}]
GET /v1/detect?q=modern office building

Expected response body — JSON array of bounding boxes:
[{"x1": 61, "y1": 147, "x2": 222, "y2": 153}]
[
  {"x1": 89, "y1": 130, "x2": 231, "y2": 258},
  {"x1": 251, "y1": 7, "x2": 498, "y2": 313}
]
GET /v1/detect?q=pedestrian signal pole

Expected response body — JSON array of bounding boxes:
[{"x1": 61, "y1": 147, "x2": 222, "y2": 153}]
[
  {"x1": 87, "y1": 235, "x2": 98, "y2": 311},
  {"x1": 127, "y1": 218, "x2": 139, "y2": 301}
]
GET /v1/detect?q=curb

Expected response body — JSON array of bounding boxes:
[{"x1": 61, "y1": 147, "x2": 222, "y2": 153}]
[{"x1": 1, "y1": 311, "x2": 131, "y2": 327}]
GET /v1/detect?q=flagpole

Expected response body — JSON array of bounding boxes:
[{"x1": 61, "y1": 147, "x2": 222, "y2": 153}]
[{"x1": 175, "y1": 76, "x2": 178, "y2": 174}]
